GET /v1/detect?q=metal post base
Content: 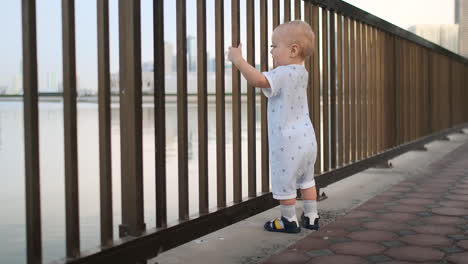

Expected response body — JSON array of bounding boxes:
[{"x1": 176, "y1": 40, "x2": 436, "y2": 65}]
[
  {"x1": 439, "y1": 135, "x2": 450, "y2": 141},
  {"x1": 317, "y1": 188, "x2": 328, "y2": 201},
  {"x1": 374, "y1": 161, "x2": 393, "y2": 169},
  {"x1": 413, "y1": 145, "x2": 428, "y2": 151}
]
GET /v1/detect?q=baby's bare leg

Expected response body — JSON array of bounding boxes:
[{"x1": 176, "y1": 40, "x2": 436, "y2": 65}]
[{"x1": 301, "y1": 186, "x2": 317, "y2": 200}]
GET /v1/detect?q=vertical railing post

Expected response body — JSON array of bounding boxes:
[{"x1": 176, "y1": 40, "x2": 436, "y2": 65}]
[
  {"x1": 97, "y1": 0, "x2": 113, "y2": 246},
  {"x1": 197, "y1": 0, "x2": 209, "y2": 214},
  {"x1": 312, "y1": 4, "x2": 321, "y2": 174},
  {"x1": 176, "y1": 0, "x2": 189, "y2": 221},
  {"x1": 118, "y1": 0, "x2": 145, "y2": 236},
  {"x1": 154, "y1": 0, "x2": 167, "y2": 228},
  {"x1": 62, "y1": 0, "x2": 80, "y2": 257},
  {"x1": 322, "y1": 8, "x2": 329, "y2": 171},
  {"x1": 246, "y1": 0, "x2": 256, "y2": 198},
  {"x1": 232, "y1": 0, "x2": 242, "y2": 203},
  {"x1": 329, "y1": 11, "x2": 337, "y2": 169},
  {"x1": 337, "y1": 13, "x2": 343, "y2": 167},
  {"x1": 22, "y1": 0, "x2": 42, "y2": 262},
  {"x1": 215, "y1": 0, "x2": 226, "y2": 208},
  {"x1": 260, "y1": 0, "x2": 269, "y2": 193}
]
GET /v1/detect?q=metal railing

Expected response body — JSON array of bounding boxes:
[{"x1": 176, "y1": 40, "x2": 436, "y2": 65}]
[{"x1": 21, "y1": 0, "x2": 468, "y2": 263}]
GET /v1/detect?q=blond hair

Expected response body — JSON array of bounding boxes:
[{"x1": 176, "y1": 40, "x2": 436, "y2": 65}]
[{"x1": 275, "y1": 20, "x2": 315, "y2": 58}]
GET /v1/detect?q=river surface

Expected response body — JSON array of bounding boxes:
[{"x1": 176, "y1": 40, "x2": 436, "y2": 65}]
[{"x1": 0, "y1": 99, "x2": 264, "y2": 263}]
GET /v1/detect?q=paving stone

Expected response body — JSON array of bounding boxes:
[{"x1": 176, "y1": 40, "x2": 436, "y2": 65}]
[
  {"x1": 412, "y1": 225, "x2": 459, "y2": 236},
  {"x1": 330, "y1": 241, "x2": 386, "y2": 256},
  {"x1": 388, "y1": 187, "x2": 413, "y2": 193},
  {"x1": 379, "y1": 213, "x2": 417, "y2": 222},
  {"x1": 348, "y1": 230, "x2": 398, "y2": 242},
  {"x1": 422, "y1": 215, "x2": 466, "y2": 225},
  {"x1": 450, "y1": 189, "x2": 468, "y2": 195},
  {"x1": 325, "y1": 218, "x2": 361, "y2": 229},
  {"x1": 361, "y1": 217, "x2": 378, "y2": 222},
  {"x1": 344, "y1": 211, "x2": 377, "y2": 219},
  {"x1": 309, "y1": 227, "x2": 349, "y2": 239},
  {"x1": 448, "y1": 234, "x2": 468, "y2": 240},
  {"x1": 446, "y1": 252, "x2": 468, "y2": 264},
  {"x1": 399, "y1": 198, "x2": 435, "y2": 206},
  {"x1": 439, "y1": 200, "x2": 468, "y2": 208},
  {"x1": 446, "y1": 194, "x2": 468, "y2": 201},
  {"x1": 305, "y1": 249, "x2": 334, "y2": 258},
  {"x1": 262, "y1": 250, "x2": 311, "y2": 264},
  {"x1": 417, "y1": 187, "x2": 447, "y2": 193},
  {"x1": 406, "y1": 193, "x2": 441, "y2": 199},
  {"x1": 379, "y1": 262, "x2": 424, "y2": 264},
  {"x1": 456, "y1": 240, "x2": 468, "y2": 249},
  {"x1": 364, "y1": 221, "x2": 410, "y2": 232},
  {"x1": 440, "y1": 247, "x2": 465, "y2": 254},
  {"x1": 388, "y1": 205, "x2": 426, "y2": 213},
  {"x1": 366, "y1": 255, "x2": 393, "y2": 262},
  {"x1": 406, "y1": 220, "x2": 424, "y2": 226},
  {"x1": 432, "y1": 207, "x2": 468, "y2": 217},
  {"x1": 398, "y1": 230, "x2": 417, "y2": 236},
  {"x1": 381, "y1": 240, "x2": 405, "y2": 248},
  {"x1": 417, "y1": 211, "x2": 434, "y2": 217},
  {"x1": 357, "y1": 203, "x2": 382, "y2": 211},
  {"x1": 306, "y1": 255, "x2": 369, "y2": 264},
  {"x1": 385, "y1": 246, "x2": 444, "y2": 262},
  {"x1": 374, "y1": 209, "x2": 390, "y2": 214},
  {"x1": 399, "y1": 234, "x2": 452, "y2": 247},
  {"x1": 329, "y1": 237, "x2": 352, "y2": 243},
  {"x1": 345, "y1": 226, "x2": 367, "y2": 232},
  {"x1": 289, "y1": 237, "x2": 331, "y2": 251}
]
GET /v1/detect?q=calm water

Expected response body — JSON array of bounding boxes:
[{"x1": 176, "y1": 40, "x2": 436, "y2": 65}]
[{"x1": 0, "y1": 99, "x2": 264, "y2": 263}]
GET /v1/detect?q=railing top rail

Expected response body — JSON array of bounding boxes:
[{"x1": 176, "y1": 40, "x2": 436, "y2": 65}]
[{"x1": 306, "y1": 0, "x2": 468, "y2": 64}]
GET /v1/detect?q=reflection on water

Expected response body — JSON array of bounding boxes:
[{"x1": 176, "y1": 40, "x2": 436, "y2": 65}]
[{"x1": 0, "y1": 99, "x2": 264, "y2": 263}]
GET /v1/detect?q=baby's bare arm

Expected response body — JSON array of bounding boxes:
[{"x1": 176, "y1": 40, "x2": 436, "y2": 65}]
[{"x1": 228, "y1": 44, "x2": 270, "y2": 88}]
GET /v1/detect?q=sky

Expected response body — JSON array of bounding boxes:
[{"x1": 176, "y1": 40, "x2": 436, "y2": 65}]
[{"x1": 0, "y1": 0, "x2": 455, "y2": 93}]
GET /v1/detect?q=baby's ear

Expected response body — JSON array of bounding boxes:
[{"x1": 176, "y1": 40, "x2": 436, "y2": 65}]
[{"x1": 290, "y1": 44, "x2": 301, "y2": 57}]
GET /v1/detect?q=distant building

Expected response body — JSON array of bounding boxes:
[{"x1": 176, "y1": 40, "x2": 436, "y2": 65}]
[
  {"x1": 457, "y1": 0, "x2": 468, "y2": 56},
  {"x1": 0, "y1": 86, "x2": 7, "y2": 94},
  {"x1": 165, "y1": 42, "x2": 173, "y2": 73},
  {"x1": 187, "y1": 36, "x2": 196, "y2": 72},
  {"x1": 408, "y1": 24, "x2": 459, "y2": 53},
  {"x1": 12, "y1": 74, "x2": 23, "y2": 94}
]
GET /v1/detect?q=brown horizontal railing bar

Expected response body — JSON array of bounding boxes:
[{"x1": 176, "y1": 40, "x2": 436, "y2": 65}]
[{"x1": 304, "y1": 0, "x2": 468, "y2": 64}]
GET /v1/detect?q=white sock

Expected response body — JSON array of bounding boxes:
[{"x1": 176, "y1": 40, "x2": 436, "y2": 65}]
[
  {"x1": 303, "y1": 200, "x2": 318, "y2": 219},
  {"x1": 280, "y1": 204, "x2": 298, "y2": 224}
]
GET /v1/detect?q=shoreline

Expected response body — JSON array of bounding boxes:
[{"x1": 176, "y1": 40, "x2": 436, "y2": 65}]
[{"x1": 0, "y1": 94, "x2": 262, "y2": 104}]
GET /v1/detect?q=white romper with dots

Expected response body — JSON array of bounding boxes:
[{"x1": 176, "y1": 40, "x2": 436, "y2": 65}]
[{"x1": 262, "y1": 64, "x2": 317, "y2": 200}]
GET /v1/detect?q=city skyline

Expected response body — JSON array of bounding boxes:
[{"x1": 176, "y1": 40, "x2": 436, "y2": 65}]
[{"x1": 0, "y1": 0, "x2": 456, "y2": 95}]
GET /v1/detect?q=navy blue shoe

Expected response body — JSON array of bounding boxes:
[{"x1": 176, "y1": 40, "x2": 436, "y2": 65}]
[
  {"x1": 264, "y1": 216, "x2": 301, "y2": 233},
  {"x1": 301, "y1": 213, "x2": 320, "y2": 230}
]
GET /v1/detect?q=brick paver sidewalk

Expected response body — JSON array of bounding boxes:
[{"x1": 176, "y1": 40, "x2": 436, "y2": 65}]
[{"x1": 262, "y1": 141, "x2": 468, "y2": 264}]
